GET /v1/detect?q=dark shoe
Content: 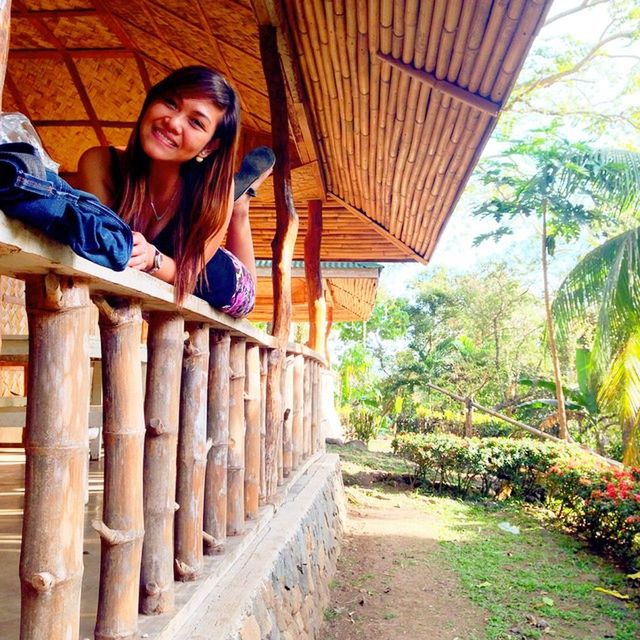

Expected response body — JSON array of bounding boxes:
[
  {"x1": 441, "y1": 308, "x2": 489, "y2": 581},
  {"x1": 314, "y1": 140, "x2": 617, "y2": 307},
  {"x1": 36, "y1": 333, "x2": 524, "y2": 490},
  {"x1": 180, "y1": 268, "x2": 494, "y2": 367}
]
[{"x1": 233, "y1": 146, "x2": 275, "y2": 201}]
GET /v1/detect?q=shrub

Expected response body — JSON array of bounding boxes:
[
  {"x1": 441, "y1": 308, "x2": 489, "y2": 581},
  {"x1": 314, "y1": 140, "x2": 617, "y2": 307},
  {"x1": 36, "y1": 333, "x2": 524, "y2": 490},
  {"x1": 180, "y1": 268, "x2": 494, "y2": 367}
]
[
  {"x1": 392, "y1": 432, "x2": 640, "y2": 569},
  {"x1": 342, "y1": 405, "x2": 386, "y2": 444}
]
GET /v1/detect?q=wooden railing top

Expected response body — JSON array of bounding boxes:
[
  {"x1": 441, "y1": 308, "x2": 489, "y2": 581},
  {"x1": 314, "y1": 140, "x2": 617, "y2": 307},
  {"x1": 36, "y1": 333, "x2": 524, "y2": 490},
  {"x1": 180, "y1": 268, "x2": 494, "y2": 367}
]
[{"x1": 0, "y1": 211, "x2": 326, "y2": 364}]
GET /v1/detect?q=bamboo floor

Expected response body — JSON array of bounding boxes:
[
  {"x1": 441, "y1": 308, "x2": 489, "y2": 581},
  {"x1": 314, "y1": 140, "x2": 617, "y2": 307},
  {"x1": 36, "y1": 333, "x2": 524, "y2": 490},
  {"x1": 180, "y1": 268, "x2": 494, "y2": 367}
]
[{"x1": 0, "y1": 448, "x2": 103, "y2": 640}]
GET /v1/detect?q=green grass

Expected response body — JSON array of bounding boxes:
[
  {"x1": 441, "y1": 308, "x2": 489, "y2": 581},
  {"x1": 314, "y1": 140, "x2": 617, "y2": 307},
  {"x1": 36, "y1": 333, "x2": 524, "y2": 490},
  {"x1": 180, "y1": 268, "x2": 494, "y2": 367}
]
[
  {"x1": 332, "y1": 440, "x2": 640, "y2": 640},
  {"x1": 422, "y1": 496, "x2": 640, "y2": 640}
]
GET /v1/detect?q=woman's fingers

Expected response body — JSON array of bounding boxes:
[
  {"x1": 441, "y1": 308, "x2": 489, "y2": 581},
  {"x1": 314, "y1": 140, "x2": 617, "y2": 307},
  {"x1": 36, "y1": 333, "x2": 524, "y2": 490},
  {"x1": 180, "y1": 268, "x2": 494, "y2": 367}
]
[{"x1": 128, "y1": 232, "x2": 150, "y2": 270}]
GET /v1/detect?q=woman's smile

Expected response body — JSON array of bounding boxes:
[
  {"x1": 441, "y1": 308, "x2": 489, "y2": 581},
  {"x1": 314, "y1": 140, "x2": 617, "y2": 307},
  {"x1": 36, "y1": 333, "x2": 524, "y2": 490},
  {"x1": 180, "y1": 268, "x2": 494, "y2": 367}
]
[{"x1": 140, "y1": 94, "x2": 225, "y2": 163}]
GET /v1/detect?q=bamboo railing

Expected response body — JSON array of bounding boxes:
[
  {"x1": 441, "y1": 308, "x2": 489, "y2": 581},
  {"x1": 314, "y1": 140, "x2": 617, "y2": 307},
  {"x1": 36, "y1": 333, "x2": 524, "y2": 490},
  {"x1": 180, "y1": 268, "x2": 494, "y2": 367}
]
[{"x1": 0, "y1": 211, "x2": 327, "y2": 640}]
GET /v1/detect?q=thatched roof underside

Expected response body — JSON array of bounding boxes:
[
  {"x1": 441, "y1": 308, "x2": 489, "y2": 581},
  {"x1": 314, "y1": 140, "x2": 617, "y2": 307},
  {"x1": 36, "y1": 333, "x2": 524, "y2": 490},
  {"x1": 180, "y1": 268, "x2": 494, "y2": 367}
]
[
  {"x1": 4, "y1": 0, "x2": 552, "y2": 264},
  {"x1": 252, "y1": 261, "x2": 381, "y2": 322}
]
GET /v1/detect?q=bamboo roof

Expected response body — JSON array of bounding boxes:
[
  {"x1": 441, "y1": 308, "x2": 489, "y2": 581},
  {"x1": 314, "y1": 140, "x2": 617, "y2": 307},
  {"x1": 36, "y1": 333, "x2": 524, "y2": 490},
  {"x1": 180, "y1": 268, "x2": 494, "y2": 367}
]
[
  {"x1": 3, "y1": 0, "x2": 552, "y2": 264},
  {"x1": 251, "y1": 261, "x2": 381, "y2": 322}
]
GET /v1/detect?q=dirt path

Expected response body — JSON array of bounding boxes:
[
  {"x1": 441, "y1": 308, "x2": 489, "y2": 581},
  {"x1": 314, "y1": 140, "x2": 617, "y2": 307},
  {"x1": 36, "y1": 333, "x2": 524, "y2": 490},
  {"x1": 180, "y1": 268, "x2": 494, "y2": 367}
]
[{"x1": 322, "y1": 485, "x2": 486, "y2": 640}]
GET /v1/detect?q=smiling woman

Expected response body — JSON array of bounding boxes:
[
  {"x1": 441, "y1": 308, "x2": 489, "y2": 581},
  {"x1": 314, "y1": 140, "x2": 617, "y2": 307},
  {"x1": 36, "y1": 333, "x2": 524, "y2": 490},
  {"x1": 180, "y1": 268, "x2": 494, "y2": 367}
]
[{"x1": 77, "y1": 66, "x2": 274, "y2": 318}]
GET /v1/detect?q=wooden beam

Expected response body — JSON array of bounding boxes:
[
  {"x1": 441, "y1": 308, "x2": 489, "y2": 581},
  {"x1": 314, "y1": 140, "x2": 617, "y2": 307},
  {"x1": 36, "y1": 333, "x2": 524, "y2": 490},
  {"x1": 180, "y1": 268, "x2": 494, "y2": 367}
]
[
  {"x1": 305, "y1": 199, "x2": 326, "y2": 355},
  {"x1": 259, "y1": 22, "x2": 299, "y2": 497},
  {"x1": 377, "y1": 52, "x2": 501, "y2": 117},
  {"x1": 0, "y1": 0, "x2": 10, "y2": 108},
  {"x1": 328, "y1": 192, "x2": 428, "y2": 264}
]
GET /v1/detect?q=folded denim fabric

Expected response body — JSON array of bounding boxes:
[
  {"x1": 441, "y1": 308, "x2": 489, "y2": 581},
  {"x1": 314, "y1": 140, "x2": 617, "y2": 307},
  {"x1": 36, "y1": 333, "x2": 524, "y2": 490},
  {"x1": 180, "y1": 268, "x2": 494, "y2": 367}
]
[{"x1": 0, "y1": 143, "x2": 133, "y2": 271}]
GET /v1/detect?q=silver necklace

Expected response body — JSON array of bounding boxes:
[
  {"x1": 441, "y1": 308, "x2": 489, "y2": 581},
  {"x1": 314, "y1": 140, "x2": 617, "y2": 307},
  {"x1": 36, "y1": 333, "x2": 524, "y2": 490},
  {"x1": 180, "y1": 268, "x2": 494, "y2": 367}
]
[{"x1": 149, "y1": 199, "x2": 166, "y2": 221}]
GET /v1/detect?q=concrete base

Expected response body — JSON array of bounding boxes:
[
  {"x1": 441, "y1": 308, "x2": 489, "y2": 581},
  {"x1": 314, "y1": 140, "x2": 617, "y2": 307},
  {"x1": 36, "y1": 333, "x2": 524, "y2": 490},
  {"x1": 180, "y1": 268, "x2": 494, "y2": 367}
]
[{"x1": 170, "y1": 454, "x2": 345, "y2": 640}]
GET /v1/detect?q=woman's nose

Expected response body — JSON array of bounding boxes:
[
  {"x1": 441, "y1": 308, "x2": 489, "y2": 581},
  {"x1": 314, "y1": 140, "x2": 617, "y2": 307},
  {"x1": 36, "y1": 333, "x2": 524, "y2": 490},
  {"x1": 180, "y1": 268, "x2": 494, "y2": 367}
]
[{"x1": 165, "y1": 113, "x2": 182, "y2": 133}]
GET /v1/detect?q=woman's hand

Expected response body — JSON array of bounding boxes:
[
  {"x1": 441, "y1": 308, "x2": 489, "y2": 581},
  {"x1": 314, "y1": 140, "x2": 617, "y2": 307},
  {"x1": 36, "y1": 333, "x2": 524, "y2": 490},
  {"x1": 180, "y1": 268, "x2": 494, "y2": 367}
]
[{"x1": 128, "y1": 231, "x2": 155, "y2": 271}]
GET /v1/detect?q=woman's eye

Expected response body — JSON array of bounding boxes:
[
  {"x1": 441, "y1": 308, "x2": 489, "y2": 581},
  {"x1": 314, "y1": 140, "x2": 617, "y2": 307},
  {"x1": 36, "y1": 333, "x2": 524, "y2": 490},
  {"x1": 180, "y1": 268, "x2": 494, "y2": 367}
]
[
  {"x1": 163, "y1": 98, "x2": 177, "y2": 109},
  {"x1": 191, "y1": 119, "x2": 205, "y2": 130}
]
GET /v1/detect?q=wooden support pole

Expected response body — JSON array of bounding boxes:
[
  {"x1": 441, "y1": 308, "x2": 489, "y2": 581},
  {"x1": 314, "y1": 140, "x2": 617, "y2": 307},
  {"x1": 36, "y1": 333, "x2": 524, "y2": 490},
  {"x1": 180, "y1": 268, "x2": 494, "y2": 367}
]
[
  {"x1": 325, "y1": 305, "x2": 333, "y2": 366},
  {"x1": 244, "y1": 343, "x2": 261, "y2": 519},
  {"x1": 140, "y1": 312, "x2": 184, "y2": 615},
  {"x1": 20, "y1": 274, "x2": 91, "y2": 640},
  {"x1": 93, "y1": 298, "x2": 145, "y2": 640},
  {"x1": 303, "y1": 358, "x2": 312, "y2": 459},
  {"x1": 227, "y1": 338, "x2": 246, "y2": 535},
  {"x1": 311, "y1": 361, "x2": 320, "y2": 453},
  {"x1": 305, "y1": 199, "x2": 326, "y2": 356},
  {"x1": 259, "y1": 348, "x2": 268, "y2": 506},
  {"x1": 204, "y1": 330, "x2": 230, "y2": 555},
  {"x1": 0, "y1": 0, "x2": 10, "y2": 107},
  {"x1": 175, "y1": 323, "x2": 210, "y2": 581},
  {"x1": 260, "y1": 23, "x2": 299, "y2": 498},
  {"x1": 292, "y1": 354, "x2": 304, "y2": 469},
  {"x1": 282, "y1": 355, "x2": 294, "y2": 477}
]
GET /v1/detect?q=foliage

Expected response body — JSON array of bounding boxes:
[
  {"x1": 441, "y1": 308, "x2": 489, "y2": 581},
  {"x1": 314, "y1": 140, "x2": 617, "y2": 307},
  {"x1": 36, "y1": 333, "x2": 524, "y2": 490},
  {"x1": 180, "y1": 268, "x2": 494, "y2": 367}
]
[
  {"x1": 546, "y1": 465, "x2": 640, "y2": 569},
  {"x1": 393, "y1": 407, "x2": 513, "y2": 439},
  {"x1": 504, "y1": 0, "x2": 640, "y2": 141},
  {"x1": 553, "y1": 227, "x2": 640, "y2": 464},
  {"x1": 341, "y1": 404, "x2": 387, "y2": 445},
  {"x1": 393, "y1": 431, "x2": 640, "y2": 568},
  {"x1": 392, "y1": 433, "x2": 572, "y2": 500}
]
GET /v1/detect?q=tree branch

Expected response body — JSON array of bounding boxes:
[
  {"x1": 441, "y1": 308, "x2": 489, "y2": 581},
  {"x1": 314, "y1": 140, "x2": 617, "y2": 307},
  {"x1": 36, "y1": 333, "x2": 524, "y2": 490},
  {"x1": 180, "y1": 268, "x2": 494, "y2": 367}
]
[{"x1": 544, "y1": 0, "x2": 611, "y2": 27}]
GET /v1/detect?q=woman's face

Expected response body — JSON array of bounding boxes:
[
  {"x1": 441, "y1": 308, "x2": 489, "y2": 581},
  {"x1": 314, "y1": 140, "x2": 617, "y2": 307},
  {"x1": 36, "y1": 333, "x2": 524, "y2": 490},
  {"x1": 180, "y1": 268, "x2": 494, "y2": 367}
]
[{"x1": 139, "y1": 93, "x2": 225, "y2": 164}]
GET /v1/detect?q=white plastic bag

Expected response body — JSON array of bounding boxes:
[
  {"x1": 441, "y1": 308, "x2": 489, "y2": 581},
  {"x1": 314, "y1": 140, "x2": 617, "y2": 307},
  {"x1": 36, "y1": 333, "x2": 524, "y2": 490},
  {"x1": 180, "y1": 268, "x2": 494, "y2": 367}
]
[{"x1": 0, "y1": 112, "x2": 59, "y2": 173}]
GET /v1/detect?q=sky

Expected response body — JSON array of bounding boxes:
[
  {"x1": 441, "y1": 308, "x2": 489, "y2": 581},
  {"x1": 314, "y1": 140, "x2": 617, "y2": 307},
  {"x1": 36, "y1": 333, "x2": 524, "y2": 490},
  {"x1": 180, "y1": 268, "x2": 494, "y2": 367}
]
[{"x1": 379, "y1": 0, "x2": 640, "y2": 299}]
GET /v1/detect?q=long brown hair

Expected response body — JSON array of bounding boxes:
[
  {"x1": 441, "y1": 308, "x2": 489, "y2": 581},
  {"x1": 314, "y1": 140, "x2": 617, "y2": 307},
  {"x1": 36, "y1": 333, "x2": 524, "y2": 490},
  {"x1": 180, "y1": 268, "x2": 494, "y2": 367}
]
[{"x1": 116, "y1": 66, "x2": 240, "y2": 303}]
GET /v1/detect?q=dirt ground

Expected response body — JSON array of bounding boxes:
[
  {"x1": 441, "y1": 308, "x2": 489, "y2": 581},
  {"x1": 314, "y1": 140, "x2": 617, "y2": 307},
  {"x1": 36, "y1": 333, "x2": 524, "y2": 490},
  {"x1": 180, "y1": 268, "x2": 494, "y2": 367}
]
[{"x1": 321, "y1": 485, "x2": 487, "y2": 640}]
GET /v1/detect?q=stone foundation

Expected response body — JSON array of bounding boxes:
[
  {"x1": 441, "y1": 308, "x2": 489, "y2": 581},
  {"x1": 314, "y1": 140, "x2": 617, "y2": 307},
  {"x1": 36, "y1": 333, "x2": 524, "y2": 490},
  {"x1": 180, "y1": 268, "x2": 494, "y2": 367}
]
[{"x1": 173, "y1": 454, "x2": 345, "y2": 640}]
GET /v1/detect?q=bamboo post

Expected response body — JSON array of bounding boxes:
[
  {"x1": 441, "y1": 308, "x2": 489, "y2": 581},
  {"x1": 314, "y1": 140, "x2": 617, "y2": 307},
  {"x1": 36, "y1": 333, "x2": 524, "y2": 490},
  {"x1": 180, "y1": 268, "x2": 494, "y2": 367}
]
[
  {"x1": 305, "y1": 199, "x2": 326, "y2": 356},
  {"x1": 0, "y1": 0, "x2": 10, "y2": 107},
  {"x1": 20, "y1": 274, "x2": 91, "y2": 640},
  {"x1": 260, "y1": 23, "x2": 299, "y2": 499},
  {"x1": 265, "y1": 347, "x2": 282, "y2": 497},
  {"x1": 139, "y1": 312, "x2": 184, "y2": 615},
  {"x1": 303, "y1": 358, "x2": 312, "y2": 459},
  {"x1": 204, "y1": 330, "x2": 230, "y2": 555},
  {"x1": 93, "y1": 298, "x2": 145, "y2": 640},
  {"x1": 282, "y1": 355, "x2": 294, "y2": 477},
  {"x1": 311, "y1": 361, "x2": 320, "y2": 453},
  {"x1": 175, "y1": 323, "x2": 210, "y2": 581},
  {"x1": 227, "y1": 338, "x2": 246, "y2": 535},
  {"x1": 244, "y1": 343, "x2": 261, "y2": 519},
  {"x1": 259, "y1": 348, "x2": 268, "y2": 505},
  {"x1": 292, "y1": 354, "x2": 304, "y2": 469}
]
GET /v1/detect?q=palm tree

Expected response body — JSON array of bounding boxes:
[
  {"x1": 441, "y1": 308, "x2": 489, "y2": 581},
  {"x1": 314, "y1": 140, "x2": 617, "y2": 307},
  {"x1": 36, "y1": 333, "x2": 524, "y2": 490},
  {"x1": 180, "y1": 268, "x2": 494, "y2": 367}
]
[
  {"x1": 475, "y1": 137, "x2": 640, "y2": 441},
  {"x1": 554, "y1": 227, "x2": 640, "y2": 464}
]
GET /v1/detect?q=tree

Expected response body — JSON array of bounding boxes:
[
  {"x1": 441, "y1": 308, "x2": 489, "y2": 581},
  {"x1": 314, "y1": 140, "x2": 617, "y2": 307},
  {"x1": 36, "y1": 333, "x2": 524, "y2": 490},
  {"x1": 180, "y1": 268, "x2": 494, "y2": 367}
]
[
  {"x1": 553, "y1": 227, "x2": 640, "y2": 463},
  {"x1": 474, "y1": 136, "x2": 640, "y2": 439}
]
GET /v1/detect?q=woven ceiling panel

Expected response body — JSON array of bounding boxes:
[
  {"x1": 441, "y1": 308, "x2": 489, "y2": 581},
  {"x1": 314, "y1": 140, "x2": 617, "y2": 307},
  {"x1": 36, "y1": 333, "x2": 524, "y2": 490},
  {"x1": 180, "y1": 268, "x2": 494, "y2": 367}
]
[
  {"x1": 76, "y1": 57, "x2": 146, "y2": 121},
  {"x1": 10, "y1": 18, "x2": 54, "y2": 49},
  {"x1": 8, "y1": 56, "x2": 88, "y2": 120},
  {"x1": 41, "y1": 16, "x2": 121, "y2": 49},
  {"x1": 39, "y1": 126, "x2": 101, "y2": 169}
]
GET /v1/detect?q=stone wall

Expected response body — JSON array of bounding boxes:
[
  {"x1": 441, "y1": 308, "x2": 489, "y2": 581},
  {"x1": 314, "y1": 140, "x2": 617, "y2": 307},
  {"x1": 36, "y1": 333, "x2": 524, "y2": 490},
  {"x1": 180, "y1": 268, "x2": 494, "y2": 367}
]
[{"x1": 175, "y1": 454, "x2": 345, "y2": 640}]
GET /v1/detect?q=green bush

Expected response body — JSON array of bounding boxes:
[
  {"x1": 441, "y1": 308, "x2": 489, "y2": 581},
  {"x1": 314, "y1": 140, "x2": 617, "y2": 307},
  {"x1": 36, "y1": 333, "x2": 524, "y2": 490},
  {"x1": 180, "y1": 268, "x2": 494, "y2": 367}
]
[
  {"x1": 341, "y1": 405, "x2": 386, "y2": 444},
  {"x1": 392, "y1": 432, "x2": 640, "y2": 569}
]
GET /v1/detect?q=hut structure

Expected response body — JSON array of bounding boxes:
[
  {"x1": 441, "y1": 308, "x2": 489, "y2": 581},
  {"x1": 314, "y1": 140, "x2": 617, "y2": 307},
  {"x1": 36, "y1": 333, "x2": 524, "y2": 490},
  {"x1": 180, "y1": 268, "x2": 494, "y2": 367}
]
[{"x1": 0, "y1": 1, "x2": 554, "y2": 638}]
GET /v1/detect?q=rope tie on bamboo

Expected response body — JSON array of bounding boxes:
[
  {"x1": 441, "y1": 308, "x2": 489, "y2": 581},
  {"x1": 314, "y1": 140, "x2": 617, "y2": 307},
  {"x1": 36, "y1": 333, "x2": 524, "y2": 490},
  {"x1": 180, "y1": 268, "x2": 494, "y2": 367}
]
[
  {"x1": 91, "y1": 520, "x2": 145, "y2": 546},
  {"x1": 229, "y1": 370, "x2": 246, "y2": 381}
]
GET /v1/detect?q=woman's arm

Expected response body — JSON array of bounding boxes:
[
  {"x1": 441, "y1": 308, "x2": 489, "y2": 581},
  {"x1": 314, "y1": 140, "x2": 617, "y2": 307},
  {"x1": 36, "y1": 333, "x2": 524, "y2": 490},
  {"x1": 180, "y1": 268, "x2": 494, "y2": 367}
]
[{"x1": 76, "y1": 146, "x2": 117, "y2": 207}]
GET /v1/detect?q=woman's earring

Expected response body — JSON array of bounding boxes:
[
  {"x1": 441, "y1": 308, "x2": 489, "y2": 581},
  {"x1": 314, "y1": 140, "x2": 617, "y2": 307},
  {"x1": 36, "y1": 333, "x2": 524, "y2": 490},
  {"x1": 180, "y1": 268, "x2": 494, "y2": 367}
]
[{"x1": 195, "y1": 155, "x2": 204, "y2": 163}]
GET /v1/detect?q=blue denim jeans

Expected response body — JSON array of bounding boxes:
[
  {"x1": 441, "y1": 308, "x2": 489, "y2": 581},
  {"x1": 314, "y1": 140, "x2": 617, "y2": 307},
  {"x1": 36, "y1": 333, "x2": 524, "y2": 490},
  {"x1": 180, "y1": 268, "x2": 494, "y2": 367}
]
[{"x1": 0, "y1": 142, "x2": 132, "y2": 271}]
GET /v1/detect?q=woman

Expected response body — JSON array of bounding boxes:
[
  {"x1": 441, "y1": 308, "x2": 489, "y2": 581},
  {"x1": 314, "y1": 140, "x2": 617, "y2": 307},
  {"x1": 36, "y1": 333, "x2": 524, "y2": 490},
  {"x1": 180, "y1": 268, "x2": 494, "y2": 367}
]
[{"x1": 77, "y1": 65, "x2": 274, "y2": 318}]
